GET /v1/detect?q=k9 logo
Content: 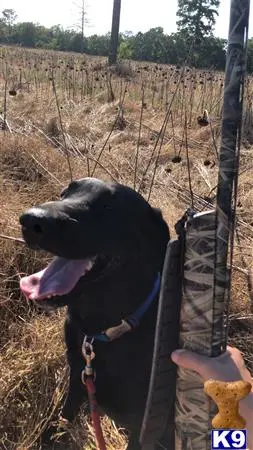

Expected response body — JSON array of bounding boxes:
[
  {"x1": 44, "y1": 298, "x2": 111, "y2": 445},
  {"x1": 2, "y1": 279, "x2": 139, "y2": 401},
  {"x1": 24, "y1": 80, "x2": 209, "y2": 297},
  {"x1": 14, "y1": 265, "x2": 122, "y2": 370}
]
[{"x1": 211, "y1": 430, "x2": 247, "y2": 449}]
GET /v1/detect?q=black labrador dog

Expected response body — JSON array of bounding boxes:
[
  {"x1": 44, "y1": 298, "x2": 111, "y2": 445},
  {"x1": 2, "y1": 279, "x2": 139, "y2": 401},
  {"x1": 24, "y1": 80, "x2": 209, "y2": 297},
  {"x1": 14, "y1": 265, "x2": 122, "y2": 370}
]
[{"x1": 19, "y1": 178, "x2": 170, "y2": 449}]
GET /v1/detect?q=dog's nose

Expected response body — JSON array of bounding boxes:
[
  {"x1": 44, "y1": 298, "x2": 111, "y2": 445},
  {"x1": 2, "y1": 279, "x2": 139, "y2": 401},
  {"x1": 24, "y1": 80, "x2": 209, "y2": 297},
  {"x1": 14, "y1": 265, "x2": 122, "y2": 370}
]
[{"x1": 19, "y1": 208, "x2": 50, "y2": 235}]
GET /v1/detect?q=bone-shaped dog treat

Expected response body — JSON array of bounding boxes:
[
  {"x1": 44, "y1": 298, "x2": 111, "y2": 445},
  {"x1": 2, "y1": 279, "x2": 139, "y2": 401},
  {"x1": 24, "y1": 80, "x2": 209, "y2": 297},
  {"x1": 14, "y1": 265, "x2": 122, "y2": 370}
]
[{"x1": 204, "y1": 379, "x2": 252, "y2": 429}]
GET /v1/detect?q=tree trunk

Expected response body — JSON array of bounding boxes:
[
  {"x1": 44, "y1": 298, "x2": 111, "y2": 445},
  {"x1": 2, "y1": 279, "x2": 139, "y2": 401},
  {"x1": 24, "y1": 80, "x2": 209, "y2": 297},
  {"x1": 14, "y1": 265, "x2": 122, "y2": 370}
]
[
  {"x1": 108, "y1": 0, "x2": 121, "y2": 65},
  {"x1": 81, "y1": 0, "x2": 85, "y2": 38}
]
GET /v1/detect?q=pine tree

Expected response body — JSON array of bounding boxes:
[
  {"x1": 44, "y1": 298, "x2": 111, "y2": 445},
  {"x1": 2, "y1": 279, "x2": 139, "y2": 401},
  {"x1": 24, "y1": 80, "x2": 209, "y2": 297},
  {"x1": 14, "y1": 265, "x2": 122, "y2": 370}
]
[
  {"x1": 177, "y1": 0, "x2": 220, "y2": 41},
  {"x1": 108, "y1": 0, "x2": 121, "y2": 65}
]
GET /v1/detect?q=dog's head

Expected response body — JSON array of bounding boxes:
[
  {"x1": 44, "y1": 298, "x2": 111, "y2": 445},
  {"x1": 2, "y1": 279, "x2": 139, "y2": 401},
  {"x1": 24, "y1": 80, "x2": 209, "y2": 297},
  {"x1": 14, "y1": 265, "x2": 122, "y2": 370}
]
[{"x1": 19, "y1": 178, "x2": 169, "y2": 309}]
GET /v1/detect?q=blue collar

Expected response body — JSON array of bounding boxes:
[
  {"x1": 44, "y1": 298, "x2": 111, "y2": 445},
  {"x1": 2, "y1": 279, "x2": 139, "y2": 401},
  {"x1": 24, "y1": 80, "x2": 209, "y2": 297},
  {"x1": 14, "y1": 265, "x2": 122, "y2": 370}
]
[{"x1": 89, "y1": 273, "x2": 161, "y2": 343}]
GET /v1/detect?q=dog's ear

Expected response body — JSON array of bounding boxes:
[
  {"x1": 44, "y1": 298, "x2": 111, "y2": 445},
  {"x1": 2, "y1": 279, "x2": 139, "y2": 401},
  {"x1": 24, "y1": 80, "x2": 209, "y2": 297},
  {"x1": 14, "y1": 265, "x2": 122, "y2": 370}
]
[
  {"x1": 151, "y1": 207, "x2": 167, "y2": 226},
  {"x1": 151, "y1": 207, "x2": 163, "y2": 219},
  {"x1": 139, "y1": 207, "x2": 169, "y2": 262},
  {"x1": 146, "y1": 207, "x2": 170, "y2": 242}
]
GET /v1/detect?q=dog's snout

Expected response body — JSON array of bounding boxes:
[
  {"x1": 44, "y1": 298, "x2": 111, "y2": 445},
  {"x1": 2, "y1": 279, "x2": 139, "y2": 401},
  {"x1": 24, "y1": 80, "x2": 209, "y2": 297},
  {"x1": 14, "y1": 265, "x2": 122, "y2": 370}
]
[{"x1": 20, "y1": 208, "x2": 49, "y2": 234}]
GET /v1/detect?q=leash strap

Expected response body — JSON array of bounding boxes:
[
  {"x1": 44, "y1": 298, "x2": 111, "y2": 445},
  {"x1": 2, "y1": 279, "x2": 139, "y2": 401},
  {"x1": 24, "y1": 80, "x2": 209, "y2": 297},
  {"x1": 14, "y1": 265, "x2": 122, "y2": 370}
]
[
  {"x1": 81, "y1": 339, "x2": 107, "y2": 450},
  {"x1": 85, "y1": 378, "x2": 107, "y2": 450}
]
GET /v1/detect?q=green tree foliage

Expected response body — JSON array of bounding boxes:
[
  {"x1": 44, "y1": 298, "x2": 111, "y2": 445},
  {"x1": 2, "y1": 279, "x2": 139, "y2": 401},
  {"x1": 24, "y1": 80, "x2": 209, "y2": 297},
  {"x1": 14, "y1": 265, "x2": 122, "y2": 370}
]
[
  {"x1": 130, "y1": 28, "x2": 169, "y2": 62},
  {"x1": 118, "y1": 40, "x2": 133, "y2": 59},
  {"x1": 1, "y1": 8, "x2": 17, "y2": 38},
  {"x1": 2, "y1": 9, "x2": 17, "y2": 27},
  {"x1": 12, "y1": 22, "x2": 37, "y2": 47},
  {"x1": 86, "y1": 33, "x2": 111, "y2": 56},
  {"x1": 177, "y1": 0, "x2": 220, "y2": 41},
  {"x1": 0, "y1": 9, "x2": 252, "y2": 73}
]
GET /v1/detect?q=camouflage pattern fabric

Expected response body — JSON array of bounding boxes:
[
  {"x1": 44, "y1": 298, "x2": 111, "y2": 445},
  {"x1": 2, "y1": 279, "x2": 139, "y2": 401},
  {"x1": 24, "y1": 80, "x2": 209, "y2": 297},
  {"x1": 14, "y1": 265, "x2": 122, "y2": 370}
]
[{"x1": 175, "y1": 1, "x2": 250, "y2": 448}]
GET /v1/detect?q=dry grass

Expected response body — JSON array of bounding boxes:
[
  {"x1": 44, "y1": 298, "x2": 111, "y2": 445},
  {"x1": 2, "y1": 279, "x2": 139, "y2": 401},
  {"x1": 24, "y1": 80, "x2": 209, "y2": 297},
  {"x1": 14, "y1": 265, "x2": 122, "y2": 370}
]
[{"x1": 0, "y1": 46, "x2": 252, "y2": 449}]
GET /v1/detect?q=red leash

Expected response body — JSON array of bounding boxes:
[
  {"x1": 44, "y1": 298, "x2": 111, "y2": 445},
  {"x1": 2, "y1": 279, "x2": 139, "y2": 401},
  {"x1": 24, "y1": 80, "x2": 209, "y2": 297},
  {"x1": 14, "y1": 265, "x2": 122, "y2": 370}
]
[
  {"x1": 85, "y1": 377, "x2": 107, "y2": 450},
  {"x1": 81, "y1": 338, "x2": 107, "y2": 450}
]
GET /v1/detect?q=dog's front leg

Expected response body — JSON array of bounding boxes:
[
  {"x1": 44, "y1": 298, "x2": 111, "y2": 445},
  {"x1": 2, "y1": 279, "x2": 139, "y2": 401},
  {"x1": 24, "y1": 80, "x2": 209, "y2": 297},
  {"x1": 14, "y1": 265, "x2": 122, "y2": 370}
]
[
  {"x1": 61, "y1": 316, "x2": 87, "y2": 422},
  {"x1": 61, "y1": 362, "x2": 87, "y2": 422}
]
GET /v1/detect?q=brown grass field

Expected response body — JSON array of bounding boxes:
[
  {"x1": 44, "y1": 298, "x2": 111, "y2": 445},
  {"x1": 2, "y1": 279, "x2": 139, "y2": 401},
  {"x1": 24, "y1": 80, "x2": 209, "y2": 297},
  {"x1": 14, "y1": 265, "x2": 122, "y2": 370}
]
[{"x1": 0, "y1": 46, "x2": 252, "y2": 449}]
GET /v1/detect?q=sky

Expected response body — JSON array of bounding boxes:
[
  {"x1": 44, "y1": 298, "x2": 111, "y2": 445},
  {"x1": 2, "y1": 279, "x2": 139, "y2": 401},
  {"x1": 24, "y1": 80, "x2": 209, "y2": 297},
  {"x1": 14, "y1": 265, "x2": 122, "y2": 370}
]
[{"x1": 1, "y1": 0, "x2": 253, "y2": 39}]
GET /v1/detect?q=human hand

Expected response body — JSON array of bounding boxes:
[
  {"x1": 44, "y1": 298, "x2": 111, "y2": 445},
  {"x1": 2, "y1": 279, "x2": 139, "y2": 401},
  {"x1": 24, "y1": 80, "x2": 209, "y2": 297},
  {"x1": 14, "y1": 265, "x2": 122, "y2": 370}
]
[
  {"x1": 171, "y1": 345, "x2": 253, "y2": 449},
  {"x1": 171, "y1": 345, "x2": 252, "y2": 384}
]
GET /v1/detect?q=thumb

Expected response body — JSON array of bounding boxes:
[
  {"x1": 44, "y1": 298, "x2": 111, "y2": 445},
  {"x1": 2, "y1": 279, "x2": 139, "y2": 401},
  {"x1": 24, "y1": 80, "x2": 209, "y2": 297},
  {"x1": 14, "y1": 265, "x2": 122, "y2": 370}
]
[{"x1": 171, "y1": 349, "x2": 209, "y2": 375}]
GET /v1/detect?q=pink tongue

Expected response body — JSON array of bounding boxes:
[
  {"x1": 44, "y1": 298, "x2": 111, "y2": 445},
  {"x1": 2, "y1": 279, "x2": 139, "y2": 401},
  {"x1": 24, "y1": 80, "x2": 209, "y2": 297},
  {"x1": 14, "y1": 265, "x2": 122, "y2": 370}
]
[{"x1": 20, "y1": 257, "x2": 93, "y2": 300}]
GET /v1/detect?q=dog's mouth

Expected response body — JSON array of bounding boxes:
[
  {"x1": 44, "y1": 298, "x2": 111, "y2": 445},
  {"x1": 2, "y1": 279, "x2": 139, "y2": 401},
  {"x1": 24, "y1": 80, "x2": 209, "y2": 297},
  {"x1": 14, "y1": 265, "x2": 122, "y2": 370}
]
[{"x1": 20, "y1": 256, "x2": 96, "y2": 301}]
